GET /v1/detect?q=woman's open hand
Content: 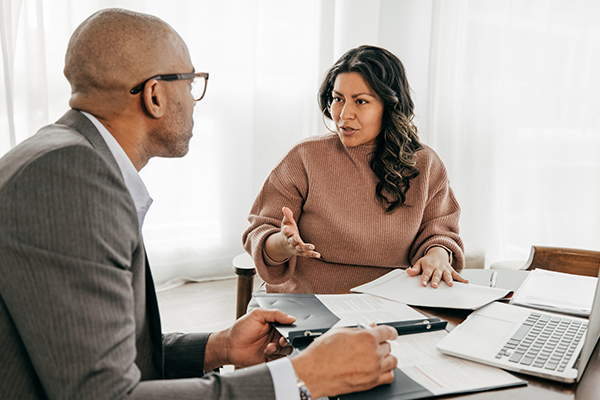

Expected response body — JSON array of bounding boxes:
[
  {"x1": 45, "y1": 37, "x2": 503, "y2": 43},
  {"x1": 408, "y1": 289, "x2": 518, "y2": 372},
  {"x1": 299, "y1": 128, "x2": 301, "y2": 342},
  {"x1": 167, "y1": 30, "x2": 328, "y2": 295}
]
[
  {"x1": 264, "y1": 207, "x2": 321, "y2": 262},
  {"x1": 406, "y1": 246, "x2": 468, "y2": 288}
]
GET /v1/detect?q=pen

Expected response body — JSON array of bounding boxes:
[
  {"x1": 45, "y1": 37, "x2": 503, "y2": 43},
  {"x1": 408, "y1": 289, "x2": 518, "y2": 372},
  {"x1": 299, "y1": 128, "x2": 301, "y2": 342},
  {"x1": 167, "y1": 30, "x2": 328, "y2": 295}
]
[
  {"x1": 490, "y1": 271, "x2": 498, "y2": 288},
  {"x1": 382, "y1": 318, "x2": 447, "y2": 335},
  {"x1": 357, "y1": 323, "x2": 373, "y2": 330}
]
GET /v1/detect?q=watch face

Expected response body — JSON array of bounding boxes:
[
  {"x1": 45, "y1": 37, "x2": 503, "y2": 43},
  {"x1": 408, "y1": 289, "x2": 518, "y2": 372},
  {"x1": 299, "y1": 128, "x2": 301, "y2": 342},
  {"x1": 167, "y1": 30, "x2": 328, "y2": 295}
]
[
  {"x1": 297, "y1": 380, "x2": 311, "y2": 400},
  {"x1": 299, "y1": 386, "x2": 310, "y2": 400},
  {"x1": 296, "y1": 376, "x2": 311, "y2": 400}
]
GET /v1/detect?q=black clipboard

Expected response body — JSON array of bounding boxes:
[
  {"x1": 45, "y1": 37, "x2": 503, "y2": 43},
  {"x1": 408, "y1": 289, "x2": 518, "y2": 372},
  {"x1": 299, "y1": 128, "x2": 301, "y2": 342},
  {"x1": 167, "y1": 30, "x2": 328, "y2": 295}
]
[{"x1": 254, "y1": 293, "x2": 447, "y2": 348}]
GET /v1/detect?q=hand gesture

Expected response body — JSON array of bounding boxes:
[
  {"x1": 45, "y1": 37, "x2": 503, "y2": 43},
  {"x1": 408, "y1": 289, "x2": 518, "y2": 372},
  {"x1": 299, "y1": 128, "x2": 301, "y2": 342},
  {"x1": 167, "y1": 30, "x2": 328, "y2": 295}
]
[
  {"x1": 406, "y1": 246, "x2": 468, "y2": 288},
  {"x1": 290, "y1": 325, "x2": 398, "y2": 398},
  {"x1": 204, "y1": 309, "x2": 295, "y2": 370},
  {"x1": 265, "y1": 207, "x2": 321, "y2": 262}
]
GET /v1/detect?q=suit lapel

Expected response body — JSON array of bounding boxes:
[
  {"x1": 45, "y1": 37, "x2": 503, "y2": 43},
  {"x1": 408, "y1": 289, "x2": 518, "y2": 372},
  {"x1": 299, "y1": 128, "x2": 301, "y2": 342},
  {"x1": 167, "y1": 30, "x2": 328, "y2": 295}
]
[{"x1": 144, "y1": 248, "x2": 165, "y2": 376}]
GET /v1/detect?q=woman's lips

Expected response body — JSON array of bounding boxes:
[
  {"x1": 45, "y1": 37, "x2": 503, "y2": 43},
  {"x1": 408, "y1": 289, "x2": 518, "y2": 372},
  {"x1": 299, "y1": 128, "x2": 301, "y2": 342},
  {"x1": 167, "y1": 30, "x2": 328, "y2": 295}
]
[{"x1": 339, "y1": 126, "x2": 357, "y2": 135}]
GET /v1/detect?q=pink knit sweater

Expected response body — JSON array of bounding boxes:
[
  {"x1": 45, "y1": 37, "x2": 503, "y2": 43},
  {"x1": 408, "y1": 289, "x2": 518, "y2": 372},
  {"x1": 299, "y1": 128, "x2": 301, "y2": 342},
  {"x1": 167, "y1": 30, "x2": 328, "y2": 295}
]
[{"x1": 243, "y1": 133, "x2": 464, "y2": 294}]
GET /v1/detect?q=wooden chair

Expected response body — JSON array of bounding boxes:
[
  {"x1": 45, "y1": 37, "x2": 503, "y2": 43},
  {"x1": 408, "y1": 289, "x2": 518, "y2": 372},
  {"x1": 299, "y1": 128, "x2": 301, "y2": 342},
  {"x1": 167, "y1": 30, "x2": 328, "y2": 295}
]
[
  {"x1": 233, "y1": 253, "x2": 256, "y2": 319},
  {"x1": 232, "y1": 243, "x2": 486, "y2": 319},
  {"x1": 520, "y1": 246, "x2": 600, "y2": 277}
]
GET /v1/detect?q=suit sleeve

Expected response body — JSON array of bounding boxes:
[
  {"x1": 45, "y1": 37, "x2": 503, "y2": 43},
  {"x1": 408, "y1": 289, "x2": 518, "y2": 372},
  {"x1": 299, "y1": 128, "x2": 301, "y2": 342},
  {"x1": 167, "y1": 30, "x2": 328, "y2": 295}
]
[{"x1": 0, "y1": 145, "x2": 276, "y2": 400}]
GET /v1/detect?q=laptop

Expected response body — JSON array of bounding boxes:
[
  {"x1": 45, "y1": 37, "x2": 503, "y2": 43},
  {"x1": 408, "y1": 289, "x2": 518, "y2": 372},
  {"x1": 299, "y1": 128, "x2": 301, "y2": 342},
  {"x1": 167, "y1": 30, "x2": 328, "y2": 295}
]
[{"x1": 436, "y1": 269, "x2": 600, "y2": 383}]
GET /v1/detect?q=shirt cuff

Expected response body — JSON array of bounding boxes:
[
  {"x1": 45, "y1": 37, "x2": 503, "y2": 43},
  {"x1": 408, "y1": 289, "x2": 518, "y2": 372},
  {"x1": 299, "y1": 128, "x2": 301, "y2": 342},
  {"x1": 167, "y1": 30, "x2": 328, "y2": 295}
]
[{"x1": 267, "y1": 358, "x2": 300, "y2": 400}]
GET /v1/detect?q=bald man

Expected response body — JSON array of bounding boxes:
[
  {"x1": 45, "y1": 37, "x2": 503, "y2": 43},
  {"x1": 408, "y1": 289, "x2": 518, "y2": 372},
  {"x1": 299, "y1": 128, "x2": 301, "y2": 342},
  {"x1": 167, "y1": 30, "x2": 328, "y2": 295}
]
[{"x1": 0, "y1": 8, "x2": 398, "y2": 400}]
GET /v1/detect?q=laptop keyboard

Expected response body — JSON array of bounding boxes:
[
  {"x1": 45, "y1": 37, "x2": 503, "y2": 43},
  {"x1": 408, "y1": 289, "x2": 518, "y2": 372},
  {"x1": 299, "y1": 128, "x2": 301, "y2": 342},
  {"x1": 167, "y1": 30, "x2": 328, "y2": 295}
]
[{"x1": 495, "y1": 312, "x2": 588, "y2": 372}]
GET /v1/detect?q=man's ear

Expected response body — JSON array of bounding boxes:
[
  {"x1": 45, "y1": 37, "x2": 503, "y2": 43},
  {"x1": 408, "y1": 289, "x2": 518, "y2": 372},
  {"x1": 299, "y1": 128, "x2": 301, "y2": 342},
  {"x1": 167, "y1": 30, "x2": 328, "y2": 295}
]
[{"x1": 142, "y1": 80, "x2": 166, "y2": 118}]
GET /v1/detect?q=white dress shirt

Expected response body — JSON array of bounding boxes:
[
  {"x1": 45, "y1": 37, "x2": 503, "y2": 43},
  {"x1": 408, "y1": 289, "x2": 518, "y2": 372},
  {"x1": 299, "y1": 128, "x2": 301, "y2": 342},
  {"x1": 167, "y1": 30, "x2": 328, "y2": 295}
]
[
  {"x1": 81, "y1": 111, "x2": 300, "y2": 400},
  {"x1": 81, "y1": 111, "x2": 152, "y2": 230}
]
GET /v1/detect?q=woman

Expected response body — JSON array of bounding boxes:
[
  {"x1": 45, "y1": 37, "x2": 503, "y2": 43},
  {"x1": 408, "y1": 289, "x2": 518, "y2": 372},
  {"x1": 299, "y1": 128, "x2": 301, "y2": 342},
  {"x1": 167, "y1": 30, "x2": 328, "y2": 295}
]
[{"x1": 243, "y1": 45, "x2": 466, "y2": 294}]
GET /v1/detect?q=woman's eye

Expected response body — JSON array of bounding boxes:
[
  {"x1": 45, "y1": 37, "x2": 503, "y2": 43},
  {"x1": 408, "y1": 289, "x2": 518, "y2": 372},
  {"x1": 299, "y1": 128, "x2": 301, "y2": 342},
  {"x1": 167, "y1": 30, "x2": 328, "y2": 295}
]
[
  {"x1": 332, "y1": 96, "x2": 342, "y2": 103},
  {"x1": 357, "y1": 99, "x2": 367, "y2": 105}
]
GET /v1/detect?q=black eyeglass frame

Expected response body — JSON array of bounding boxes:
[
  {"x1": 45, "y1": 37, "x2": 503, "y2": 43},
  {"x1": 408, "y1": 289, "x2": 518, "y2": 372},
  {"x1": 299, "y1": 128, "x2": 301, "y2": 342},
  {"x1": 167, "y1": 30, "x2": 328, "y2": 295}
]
[{"x1": 130, "y1": 72, "x2": 209, "y2": 101}]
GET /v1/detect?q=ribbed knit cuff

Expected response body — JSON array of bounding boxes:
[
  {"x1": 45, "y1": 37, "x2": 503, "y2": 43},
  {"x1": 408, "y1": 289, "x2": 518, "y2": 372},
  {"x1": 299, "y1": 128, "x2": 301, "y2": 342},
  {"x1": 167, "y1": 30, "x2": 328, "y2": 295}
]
[{"x1": 262, "y1": 246, "x2": 291, "y2": 266}]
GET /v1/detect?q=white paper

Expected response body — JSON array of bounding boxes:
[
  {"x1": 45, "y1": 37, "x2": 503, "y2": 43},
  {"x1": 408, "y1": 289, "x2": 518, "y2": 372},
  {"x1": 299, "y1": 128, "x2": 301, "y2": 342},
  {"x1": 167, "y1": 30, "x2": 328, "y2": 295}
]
[
  {"x1": 351, "y1": 269, "x2": 512, "y2": 310},
  {"x1": 512, "y1": 269, "x2": 598, "y2": 317},
  {"x1": 316, "y1": 293, "x2": 426, "y2": 327},
  {"x1": 392, "y1": 331, "x2": 523, "y2": 395}
]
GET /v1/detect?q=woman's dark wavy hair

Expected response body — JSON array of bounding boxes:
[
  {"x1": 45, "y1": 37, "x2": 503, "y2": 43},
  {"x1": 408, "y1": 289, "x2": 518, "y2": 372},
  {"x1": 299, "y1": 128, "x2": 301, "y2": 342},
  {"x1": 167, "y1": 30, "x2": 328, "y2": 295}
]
[{"x1": 318, "y1": 45, "x2": 423, "y2": 213}]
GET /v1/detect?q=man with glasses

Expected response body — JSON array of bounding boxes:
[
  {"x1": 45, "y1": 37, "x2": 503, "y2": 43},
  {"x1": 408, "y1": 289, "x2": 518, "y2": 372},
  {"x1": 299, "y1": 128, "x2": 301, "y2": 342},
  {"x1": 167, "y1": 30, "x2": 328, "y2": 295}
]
[{"x1": 0, "y1": 8, "x2": 397, "y2": 400}]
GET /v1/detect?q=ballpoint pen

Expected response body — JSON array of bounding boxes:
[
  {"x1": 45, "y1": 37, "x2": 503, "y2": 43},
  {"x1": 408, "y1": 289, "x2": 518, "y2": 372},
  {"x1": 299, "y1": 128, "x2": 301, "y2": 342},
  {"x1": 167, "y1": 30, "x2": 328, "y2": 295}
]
[{"x1": 490, "y1": 270, "x2": 498, "y2": 288}]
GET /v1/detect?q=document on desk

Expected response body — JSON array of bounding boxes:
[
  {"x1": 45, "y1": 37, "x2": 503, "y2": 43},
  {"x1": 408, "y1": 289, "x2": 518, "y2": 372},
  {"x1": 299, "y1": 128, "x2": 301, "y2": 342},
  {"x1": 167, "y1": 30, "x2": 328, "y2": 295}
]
[
  {"x1": 337, "y1": 330, "x2": 526, "y2": 399},
  {"x1": 351, "y1": 269, "x2": 513, "y2": 310},
  {"x1": 254, "y1": 293, "x2": 442, "y2": 347},
  {"x1": 317, "y1": 293, "x2": 425, "y2": 327},
  {"x1": 511, "y1": 268, "x2": 598, "y2": 317}
]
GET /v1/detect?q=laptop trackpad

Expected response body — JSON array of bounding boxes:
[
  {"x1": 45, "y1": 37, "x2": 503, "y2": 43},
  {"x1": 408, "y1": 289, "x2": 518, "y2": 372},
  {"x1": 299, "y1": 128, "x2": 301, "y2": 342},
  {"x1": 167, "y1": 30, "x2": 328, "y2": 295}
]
[
  {"x1": 466, "y1": 315, "x2": 515, "y2": 338},
  {"x1": 450, "y1": 315, "x2": 516, "y2": 353}
]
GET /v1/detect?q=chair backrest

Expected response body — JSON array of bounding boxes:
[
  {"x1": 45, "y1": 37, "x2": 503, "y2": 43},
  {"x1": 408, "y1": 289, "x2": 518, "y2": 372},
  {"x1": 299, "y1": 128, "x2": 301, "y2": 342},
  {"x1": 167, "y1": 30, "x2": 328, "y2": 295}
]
[{"x1": 523, "y1": 246, "x2": 600, "y2": 277}]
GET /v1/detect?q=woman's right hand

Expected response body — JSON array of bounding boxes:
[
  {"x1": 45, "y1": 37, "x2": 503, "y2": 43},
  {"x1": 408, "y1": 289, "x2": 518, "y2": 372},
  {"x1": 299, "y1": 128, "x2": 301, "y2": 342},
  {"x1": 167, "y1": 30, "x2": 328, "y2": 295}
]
[{"x1": 264, "y1": 207, "x2": 321, "y2": 262}]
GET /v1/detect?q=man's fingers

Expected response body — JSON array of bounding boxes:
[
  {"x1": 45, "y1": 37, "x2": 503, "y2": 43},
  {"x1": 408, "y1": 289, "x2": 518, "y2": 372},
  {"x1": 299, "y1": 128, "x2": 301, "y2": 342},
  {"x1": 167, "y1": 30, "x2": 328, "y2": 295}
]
[
  {"x1": 250, "y1": 308, "x2": 296, "y2": 325},
  {"x1": 382, "y1": 353, "x2": 398, "y2": 373},
  {"x1": 371, "y1": 325, "x2": 398, "y2": 342},
  {"x1": 279, "y1": 336, "x2": 291, "y2": 347},
  {"x1": 377, "y1": 370, "x2": 396, "y2": 386},
  {"x1": 376, "y1": 341, "x2": 392, "y2": 357},
  {"x1": 264, "y1": 342, "x2": 294, "y2": 357}
]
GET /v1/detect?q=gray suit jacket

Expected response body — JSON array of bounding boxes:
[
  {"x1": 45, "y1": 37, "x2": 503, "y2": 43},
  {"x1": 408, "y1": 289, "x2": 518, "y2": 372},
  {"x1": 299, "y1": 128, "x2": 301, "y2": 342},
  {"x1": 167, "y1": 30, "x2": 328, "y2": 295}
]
[{"x1": 0, "y1": 110, "x2": 276, "y2": 399}]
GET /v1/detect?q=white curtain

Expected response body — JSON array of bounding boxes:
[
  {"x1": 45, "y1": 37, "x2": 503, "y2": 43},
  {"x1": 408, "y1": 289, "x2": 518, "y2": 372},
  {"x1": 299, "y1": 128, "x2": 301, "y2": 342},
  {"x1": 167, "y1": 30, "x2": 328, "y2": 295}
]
[
  {"x1": 429, "y1": 0, "x2": 600, "y2": 265},
  {"x1": 2, "y1": 0, "x2": 599, "y2": 289}
]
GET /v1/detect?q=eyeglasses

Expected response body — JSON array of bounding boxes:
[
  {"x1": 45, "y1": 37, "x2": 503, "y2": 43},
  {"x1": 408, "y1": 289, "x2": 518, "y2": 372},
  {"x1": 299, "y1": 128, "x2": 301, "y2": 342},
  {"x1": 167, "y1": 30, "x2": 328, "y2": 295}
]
[{"x1": 130, "y1": 72, "x2": 209, "y2": 101}]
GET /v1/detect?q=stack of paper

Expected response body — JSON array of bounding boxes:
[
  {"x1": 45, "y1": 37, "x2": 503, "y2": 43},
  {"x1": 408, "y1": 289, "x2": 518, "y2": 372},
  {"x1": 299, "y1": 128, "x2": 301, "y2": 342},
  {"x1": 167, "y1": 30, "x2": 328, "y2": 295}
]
[
  {"x1": 337, "y1": 330, "x2": 525, "y2": 399},
  {"x1": 255, "y1": 292, "x2": 526, "y2": 399},
  {"x1": 511, "y1": 269, "x2": 598, "y2": 317},
  {"x1": 351, "y1": 269, "x2": 513, "y2": 310}
]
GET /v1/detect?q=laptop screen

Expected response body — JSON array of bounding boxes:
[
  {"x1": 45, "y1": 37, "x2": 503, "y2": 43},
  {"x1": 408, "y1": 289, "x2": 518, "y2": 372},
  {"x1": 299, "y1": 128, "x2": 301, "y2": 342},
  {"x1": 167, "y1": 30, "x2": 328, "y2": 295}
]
[{"x1": 577, "y1": 268, "x2": 600, "y2": 380}]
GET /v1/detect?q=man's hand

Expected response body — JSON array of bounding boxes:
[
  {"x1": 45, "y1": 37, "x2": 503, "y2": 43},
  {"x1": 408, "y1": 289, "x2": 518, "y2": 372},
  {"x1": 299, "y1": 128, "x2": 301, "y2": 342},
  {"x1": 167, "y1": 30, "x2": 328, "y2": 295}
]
[
  {"x1": 204, "y1": 309, "x2": 295, "y2": 370},
  {"x1": 290, "y1": 325, "x2": 398, "y2": 398},
  {"x1": 406, "y1": 246, "x2": 468, "y2": 288},
  {"x1": 264, "y1": 206, "x2": 321, "y2": 262}
]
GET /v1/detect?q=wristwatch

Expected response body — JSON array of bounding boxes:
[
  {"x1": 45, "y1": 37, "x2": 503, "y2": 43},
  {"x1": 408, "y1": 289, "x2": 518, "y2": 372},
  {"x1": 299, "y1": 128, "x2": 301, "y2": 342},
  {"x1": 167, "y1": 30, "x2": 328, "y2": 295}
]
[{"x1": 295, "y1": 375, "x2": 312, "y2": 400}]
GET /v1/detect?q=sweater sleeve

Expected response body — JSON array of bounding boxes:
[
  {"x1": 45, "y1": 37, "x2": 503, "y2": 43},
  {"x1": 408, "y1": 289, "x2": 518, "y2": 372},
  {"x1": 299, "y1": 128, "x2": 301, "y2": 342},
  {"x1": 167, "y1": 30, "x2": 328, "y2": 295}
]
[
  {"x1": 243, "y1": 146, "x2": 309, "y2": 285},
  {"x1": 408, "y1": 150, "x2": 465, "y2": 270}
]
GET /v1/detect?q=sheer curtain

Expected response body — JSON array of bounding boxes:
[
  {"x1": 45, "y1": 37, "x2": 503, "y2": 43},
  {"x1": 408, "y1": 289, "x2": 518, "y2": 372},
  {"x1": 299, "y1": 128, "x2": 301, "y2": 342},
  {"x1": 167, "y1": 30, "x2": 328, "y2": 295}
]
[
  {"x1": 0, "y1": 0, "x2": 325, "y2": 289},
  {"x1": 2, "y1": 0, "x2": 599, "y2": 289},
  {"x1": 429, "y1": 0, "x2": 600, "y2": 265}
]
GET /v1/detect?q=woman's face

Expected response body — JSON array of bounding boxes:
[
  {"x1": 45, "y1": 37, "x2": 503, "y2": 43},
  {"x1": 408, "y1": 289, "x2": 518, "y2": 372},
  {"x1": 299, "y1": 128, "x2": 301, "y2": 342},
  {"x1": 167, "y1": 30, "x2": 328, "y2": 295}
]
[{"x1": 330, "y1": 72, "x2": 384, "y2": 147}]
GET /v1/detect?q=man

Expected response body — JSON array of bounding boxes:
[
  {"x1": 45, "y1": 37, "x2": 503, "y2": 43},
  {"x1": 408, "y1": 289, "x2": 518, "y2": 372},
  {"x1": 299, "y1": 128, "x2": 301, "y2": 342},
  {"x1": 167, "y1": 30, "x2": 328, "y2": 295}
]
[{"x1": 0, "y1": 8, "x2": 397, "y2": 400}]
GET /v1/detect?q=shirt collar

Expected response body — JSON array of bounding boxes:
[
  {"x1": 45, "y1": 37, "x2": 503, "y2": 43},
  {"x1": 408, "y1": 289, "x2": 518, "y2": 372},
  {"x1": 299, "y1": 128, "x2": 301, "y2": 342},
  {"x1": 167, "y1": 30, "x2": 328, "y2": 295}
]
[{"x1": 80, "y1": 111, "x2": 153, "y2": 230}]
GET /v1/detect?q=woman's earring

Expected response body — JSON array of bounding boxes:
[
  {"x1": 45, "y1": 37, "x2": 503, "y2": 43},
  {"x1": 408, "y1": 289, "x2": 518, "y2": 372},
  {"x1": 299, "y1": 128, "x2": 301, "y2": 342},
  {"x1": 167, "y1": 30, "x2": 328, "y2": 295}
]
[{"x1": 321, "y1": 107, "x2": 336, "y2": 134}]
